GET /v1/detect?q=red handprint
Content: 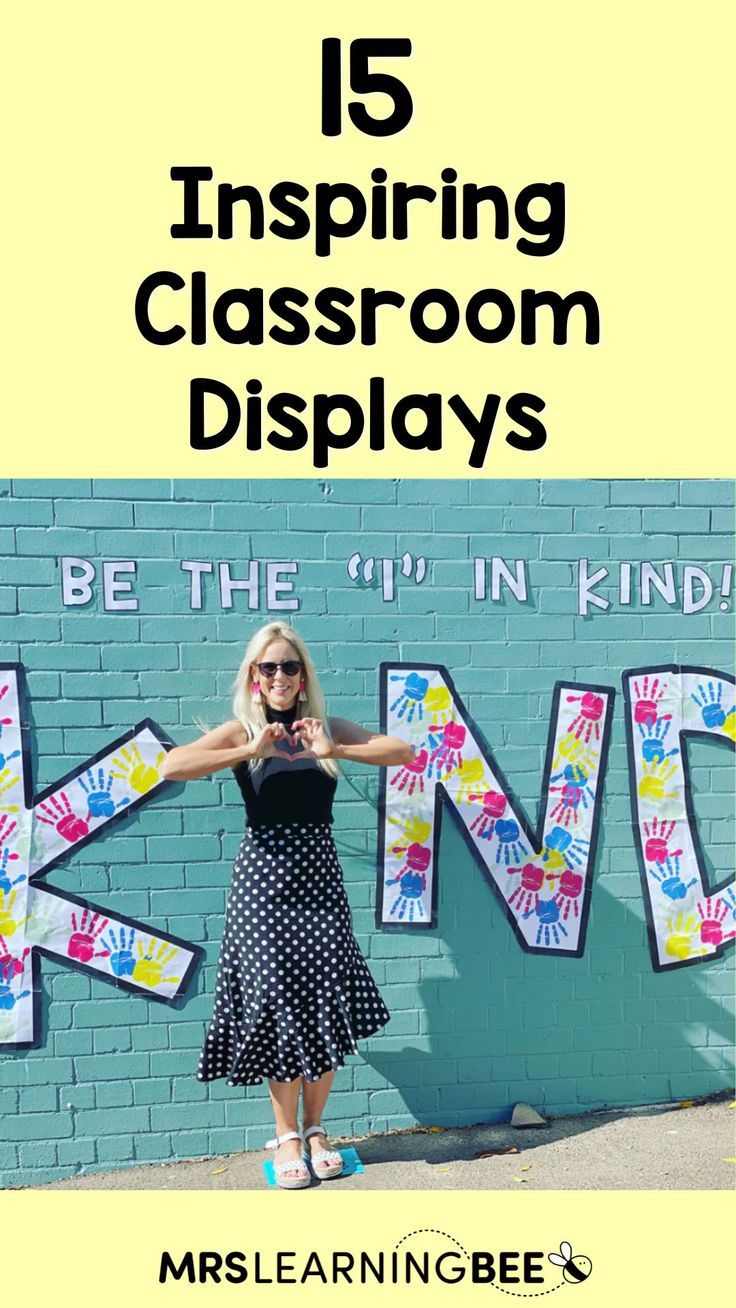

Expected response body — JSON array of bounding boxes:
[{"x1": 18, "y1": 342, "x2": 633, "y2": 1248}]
[
  {"x1": 36, "y1": 791, "x2": 89, "y2": 844},
  {"x1": 67, "y1": 909, "x2": 110, "y2": 962}
]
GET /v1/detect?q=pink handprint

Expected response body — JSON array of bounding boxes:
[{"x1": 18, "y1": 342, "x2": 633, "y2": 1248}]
[
  {"x1": 390, "y1": 748, "x2": 427, "y2": 796},
  {"x1": 643, "y1": 818, "x2": 682, "y2": 865},
  {"x1": 427, "y1": 722, "x2": 466, "y2": 778},
  {"x1": 696, "y1": 897, "x2": 736, "y2": 947},
  {"x1": 468, "y1": 790, "x2": 507, "y2": 839},
  {"x1": 508, "y1": 863, "x2": 546, "y2": 915},
  {"x1": 36, "y1": 791, "x2": 89, "y2": 844},
  {"x1": 0, "y1": 815, "x2": 17, "y2": 844},
  {"x1": 391, "y1": 842, "x2": 431, "y2": 879},
  {"x1": 0, "y1": 940, "x2": 30, "y2": 981},
  {"x1": 67, "y1": 909, "x2": 110, "y2": 962},
  {"x1": 553, "y1": 869, "x2": 584, "y2": 920},
  {"x1": 633, "y1": 676, "x2": 668, "y2": 727},
  {"x1": 565, "y1": 692, "x2": 605, "y2": 743},
  {"x1": 549, "y1": 764, "x2": 594, "y2": 827}
]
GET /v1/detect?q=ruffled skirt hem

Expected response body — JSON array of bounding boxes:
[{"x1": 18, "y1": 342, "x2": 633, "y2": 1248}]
[{"x1": 197, "y1": 978, "x2": 390, "y2": 1087}]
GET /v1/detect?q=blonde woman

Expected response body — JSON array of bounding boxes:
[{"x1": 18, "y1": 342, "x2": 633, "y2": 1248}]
[{"x1": 161, "y1": 622, "x2": 412, "y2": 1189}]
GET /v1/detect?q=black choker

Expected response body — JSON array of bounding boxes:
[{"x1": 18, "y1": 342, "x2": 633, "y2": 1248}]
[{"x1": 264, "y1": 703, "x2": 298, "y2": 726}]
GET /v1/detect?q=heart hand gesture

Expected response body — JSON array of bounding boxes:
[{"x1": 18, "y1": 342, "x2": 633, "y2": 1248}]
[
  {"x1": 251, "y1": 722, "x2": 296, "y2": 759},
  {"x1": 291, "y1": 718, "x2": 334, "y2": 759}
]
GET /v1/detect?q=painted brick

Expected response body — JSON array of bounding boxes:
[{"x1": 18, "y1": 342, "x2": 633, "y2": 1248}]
[
  {"x1": 12, "y1": 480, "x2": 92, "y2": 498},
  {"x1": 0, "y1": 475, "x2": 732, "y2": 1183},
  {"x1": 74, "y1": 1108, "x2": 150, "y2": 1136}
]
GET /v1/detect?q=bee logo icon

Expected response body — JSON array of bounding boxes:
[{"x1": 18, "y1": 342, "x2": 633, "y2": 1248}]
[{"x1": 548, "y1": 1241, "x2": 592, "y2": 1284}]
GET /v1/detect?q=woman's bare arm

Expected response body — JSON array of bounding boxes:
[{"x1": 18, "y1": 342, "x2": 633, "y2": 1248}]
[
  {"x1": 327, "y1": 717, "x2": 413, "y2": 767},
  {"x1": 160, "y1": 720, "x2": 254, "y2": 781}
]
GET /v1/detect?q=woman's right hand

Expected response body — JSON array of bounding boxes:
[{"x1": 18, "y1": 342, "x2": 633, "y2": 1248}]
[{"x1": 248, "y1": 722, "x2": 293, "y2": 759}]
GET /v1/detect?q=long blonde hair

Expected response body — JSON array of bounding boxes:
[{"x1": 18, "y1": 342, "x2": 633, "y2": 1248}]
[{"x1": 232, "y1": 621, "x2": 338, "y2": 777}]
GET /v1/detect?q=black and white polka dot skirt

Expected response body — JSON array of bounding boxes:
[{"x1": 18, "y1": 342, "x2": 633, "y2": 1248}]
[{"x1": 197, "y1": 824, "x2": 391, "y2": 1086}]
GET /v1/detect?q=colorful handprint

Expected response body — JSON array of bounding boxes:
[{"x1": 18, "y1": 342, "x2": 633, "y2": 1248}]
[
  {"x1": 468, "y1": 790, "x2": 507, "y2": 839},
  {"x1": 389, "y1": 673, "x2": 429, "y2": 723},
  {"x1": 101, "y1": 925, "x2": 137, "y2": 977},
  {"x1": 390, "y1": 748, "x2": 427, "y2": 796},
  {"x1": 648, "y1": 855, "x2": 696, "y2": 901},
  {"x1": 452, "y1": 757, "x2": 487, "y2": 803},
  {"x1": 388, "y1": 814, "x2": 432, "y2": 853},
  {"x1": 78, "y1": 767, "x2": 131, "y2": 820},
  {"x1": 696, "y1": 897, "x2": 736, "y2": 947},
  {"x1": 0, "y1": 888, "x2": 27, "y2": 938},
  {"x1": 508, "y1": 862, "x2": 546, "y2": 915},
  {"x1": 565, "y1": 691, "x2": 605, "y2": 743},
  {"x1": 633, "y1": 675, "x2": 668, "y2": 727},
  {"x1": 523, "y1": 898, "x2": 569, "y2": 947},
  {"x1": 36, "y1": 791, "x2": 89, "y2": 843},
  {"x1": 110, "y1": 744, "x2": 166, "y2": 796},
  {"x1": 67, "y1": 909, "x2": 110, "y2": 962},
  {"x1": 691, "y1": 680, "x2": 731, "y2": 730},
  {"x1": 133, "y1": 938, "x2": 181, "y2": 988},
  {"x1": 643, "y1": 818, "x2": 682, "y2": 865}
]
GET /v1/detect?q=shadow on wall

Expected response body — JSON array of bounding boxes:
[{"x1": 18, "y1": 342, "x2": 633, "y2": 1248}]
[{"x1": 359, "y1": 813, "x2": 734, "y2": 1138}]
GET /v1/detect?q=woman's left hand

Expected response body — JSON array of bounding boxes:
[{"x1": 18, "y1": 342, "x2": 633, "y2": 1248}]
[{"x1": 291, "y1": 718, "x2": 334, "y2": 759}]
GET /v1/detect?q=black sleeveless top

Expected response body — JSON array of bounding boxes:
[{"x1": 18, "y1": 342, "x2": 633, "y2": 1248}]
[{"x1": 232, "y1": 704, "x2": 338, "y2": 826}]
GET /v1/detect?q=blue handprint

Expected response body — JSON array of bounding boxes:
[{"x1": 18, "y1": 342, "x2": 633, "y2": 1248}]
[
  {"x1": 648, "y1": 854, "x2": 696, "y2": 901},
  {"x1": 523, "y1": 897, "x2": 569, "y2": 946},
  {"x1": 0, "y1": 746, "x2": 20, "y2": 769},
  {"x1": 101, "y1": 925, "x2": 136, "y2": 977},
  {"x1": 0, "y1": 846, "x2": 26, "y2": 896},
  {"x1": 543, "y1": 826, "x2": 590, "y2": 867},
  {"x1": 78, "y1": 767, "x2": 130, "y2": 820},
  {"x1": 0, "y1": 979, "x2": 31, "y2": 1010},
  {"x1": 638, "y1": 717, "x2": 678, "y2": 764},
  {"x1": 494, "y1": 818, "x2": 527, "y2": 866},
  {"x1": 691, "y1": 681, "x2": 730, "y2": 730},
  {"x1": 388, "y1": 870, "x2": 426, "y2": 922},
  {"x1": 389, "y1": 674, "x2": 429, "y2": 723}
]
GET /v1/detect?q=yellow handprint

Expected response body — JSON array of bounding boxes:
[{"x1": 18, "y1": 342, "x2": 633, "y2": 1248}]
[
  {"x1": 388, "y1": 814, "x2": 432, "y2": 849},
  {"x1": 638, "y1": 759, "x2": 679, "y2": 804},
  {"x1": 664, "y1": 912, "x2": 705, "y2": 960},
  {"x1": 0, "y1": 769, "x2": 20, "y2": 802},
  {"x1": 553, "y1": 736, "x2": 600, "y2": 773},
  {"x1": 723, "y1": 710, "x2": 736, "y2": 743},
  {"x1": 541, "y1": 845, "x2": 567, "y2": 873},
  {"x1": 553, "y1": 733, "x2": 586, "y2": 767},
  {"x1": 0, "y1": 888, "x2": 28, "y2": 939},
  {"x1": 110, "y1": 744, "x2": 166, "y2": 796},
  {"x1": 453, "y1": 757, "x2": 487, "y2": 803},
  {"x1": 133, "y1": 937, "x2": 181, "y2": 987},
  {"x1": 424, "y1": 686, "x2": 453, "y2": 723}
]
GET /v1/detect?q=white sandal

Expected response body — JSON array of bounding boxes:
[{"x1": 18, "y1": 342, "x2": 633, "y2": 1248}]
[
  {"x1": 302, "y1": 1124, "x2": 344, "y2": 1179},
  {"x1": 265, "y1": 1131, "x2": 311, "y2": 1189}
]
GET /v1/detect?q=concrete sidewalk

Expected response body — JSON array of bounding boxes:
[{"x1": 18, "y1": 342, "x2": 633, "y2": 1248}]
[{"x1": 29, "y1": 1093, "x2": 735, "y2": 1191}]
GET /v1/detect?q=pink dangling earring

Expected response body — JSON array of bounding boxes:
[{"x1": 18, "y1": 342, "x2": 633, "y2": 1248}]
[
  {"x1": 298, "y1": 679, "x2": 307, "y2": 703},
  {"x1": 252, "y1": 680, "x2": 262, "y2": 704}
]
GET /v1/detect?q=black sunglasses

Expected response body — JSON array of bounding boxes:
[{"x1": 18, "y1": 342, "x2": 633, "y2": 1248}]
[{"x1": 256, "y1": 660, "x2": 302, "y2": 678}]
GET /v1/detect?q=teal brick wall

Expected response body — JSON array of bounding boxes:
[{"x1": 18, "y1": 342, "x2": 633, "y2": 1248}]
[{"x1": 0, "y1": 478, "x2": 733, "y2": 1185}]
